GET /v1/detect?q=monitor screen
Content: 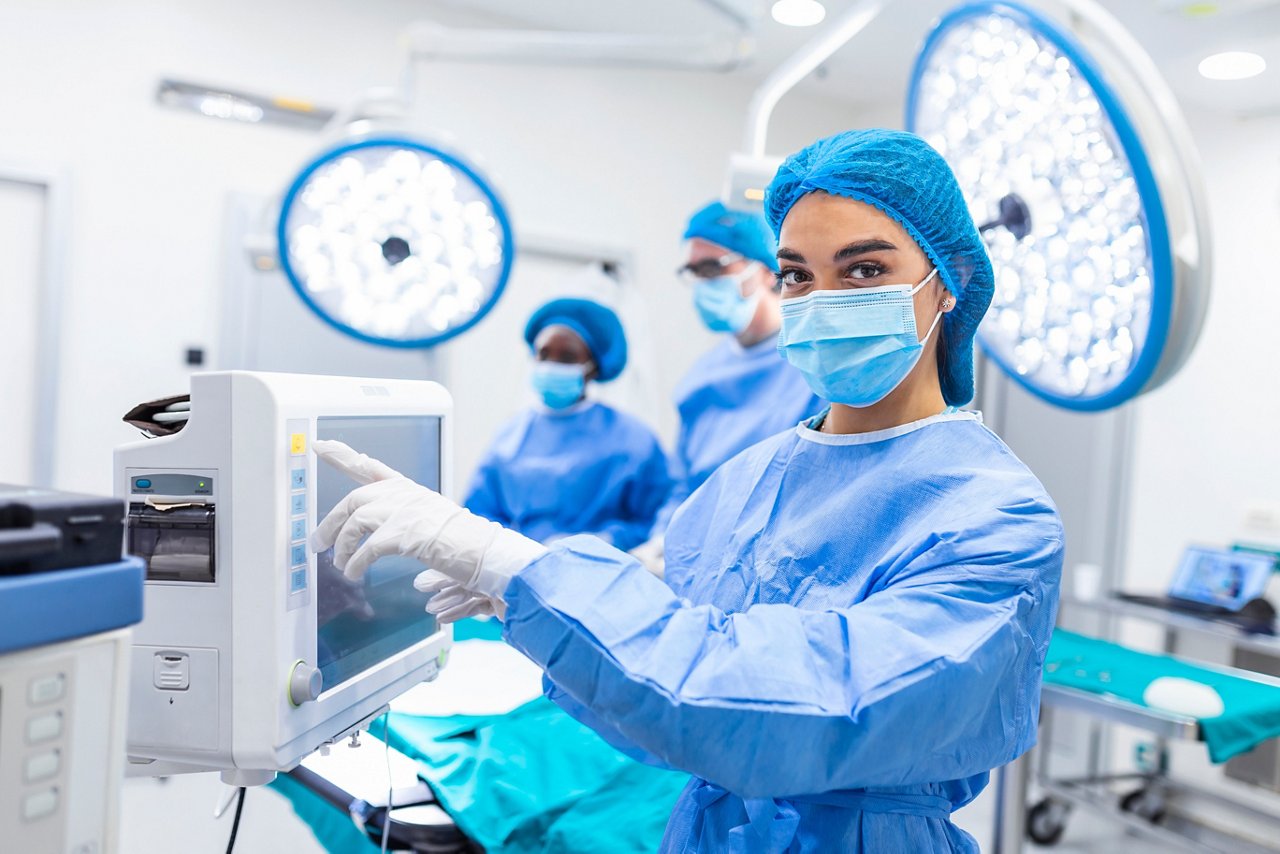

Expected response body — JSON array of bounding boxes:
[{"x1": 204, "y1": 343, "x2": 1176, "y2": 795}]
[
  {"x1": 314, "y1": 416, "x2": 442, "y2": 690},
  {"x1": 1169, "y1": 546, "x2": 1274, "y2": 611}
]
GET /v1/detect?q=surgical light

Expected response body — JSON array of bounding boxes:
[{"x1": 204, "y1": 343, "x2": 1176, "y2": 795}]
[
  {"x1": 907, "y1": 1, "x2": 1211, "y2": 410},
  {"x1": 277, "y1": 136, "x2": 513, "y2": 348},
  {"x1": 1198, "y1": 50, "x2": 1266, "y2": 80},
  {"x1": 771, "y1": 0, "x2": 827, "y2": 28}
]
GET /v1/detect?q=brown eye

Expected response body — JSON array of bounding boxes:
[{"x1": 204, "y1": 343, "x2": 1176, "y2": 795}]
[
  {"x1": 776, "y1": 268, "x2": 809, "y2": 289},
  {"x1": 845, "y1": 263, "x2": 885, "y2": 280}
]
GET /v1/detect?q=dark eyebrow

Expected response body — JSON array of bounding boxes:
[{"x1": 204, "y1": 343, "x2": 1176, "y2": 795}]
[
  {"x1": 777, "y1": 240, "x2": 898, "y2": 265},
  {"x1": 834, "y1": 239, "x2": 898, "y2": 261}
]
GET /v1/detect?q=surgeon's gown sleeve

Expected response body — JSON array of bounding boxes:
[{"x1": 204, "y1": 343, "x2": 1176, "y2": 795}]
[
  {"x1": 461, "y1": 449, "x2": 514, "y2": 528},
  {"x1": 648, "y1": 426, "x2": 692, "y2": 536},
  {"x1": 502, "y1": 524, "x2": 1061, "y2": 799},
  {"x1": 585, "y1": 436, "x2": 673, "y2": 550}
]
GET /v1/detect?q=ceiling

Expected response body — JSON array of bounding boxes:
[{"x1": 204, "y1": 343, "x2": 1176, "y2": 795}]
[{"x1": 421, "y1": 0, "x2": 1280, "y2": 117}]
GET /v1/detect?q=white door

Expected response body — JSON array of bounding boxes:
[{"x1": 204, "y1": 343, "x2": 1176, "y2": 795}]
[
  {"x1": 0, "y1": 178, "x2": 47, "y2": 485},
  {"x1": 440, "y1": 250, "x2": 659, "y2": 495}
]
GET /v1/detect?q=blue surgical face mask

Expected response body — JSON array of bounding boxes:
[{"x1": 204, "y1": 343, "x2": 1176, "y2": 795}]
[
  {"x1": 532, "y1": 362, "x2": 587, "y2": 409},
  {"x1": 693, "y1": 264, "x2": 761, "y2": 334},
  {"x1": 778, "y1": 268, "x2": 944, "y2": 408}
]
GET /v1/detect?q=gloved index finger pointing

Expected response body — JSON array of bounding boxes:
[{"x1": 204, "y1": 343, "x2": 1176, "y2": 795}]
[{"x1": 313, "y1": 439, "x2": 403, "y2": 485}]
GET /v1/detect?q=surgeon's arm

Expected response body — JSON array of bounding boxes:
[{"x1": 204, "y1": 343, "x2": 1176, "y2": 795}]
[
  {"x1": 592, "y1": 444, "x2": 674, "y2": 551},
  {"x1": 633, "y1": 439, "x2": 676, "y2": 522},
  {"x1": 503, "y1": 526, "x2": 1062, "y2": 799},
  {"x1": 648, "y1": 424, "x2": 693, "y2": 537},
  {"x1": 461, "y1": 455, "x2": 511, "y2": 528},
  {"x1": 648, "y1": 479, "x2": 688, "y2": 539}
]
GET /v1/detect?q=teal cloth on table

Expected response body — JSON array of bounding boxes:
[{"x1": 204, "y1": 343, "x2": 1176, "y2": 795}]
[
  {"x1": 373, "y1": 697, "x2": 687, "y2": 853},
  {"x1": 451, "y1": 615, "x2": 505, "y2": 642},
  {"x1": 1046, "y1": 629, "x2": 1280, "y2": 763}
]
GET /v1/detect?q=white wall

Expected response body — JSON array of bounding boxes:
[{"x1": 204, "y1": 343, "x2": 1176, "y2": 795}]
[
  {"x1": 18, "y1": 0, "x2": 1280, "y2": 845},
  {"x1": 0, "y1": 0, "x2": 866, "y2": 495},
  {"x1": 1122, "y1": 110, "x2": 1280, "y2": 588}
]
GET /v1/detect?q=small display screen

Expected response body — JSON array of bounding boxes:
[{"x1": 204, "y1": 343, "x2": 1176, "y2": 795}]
[
  {"x1": 314, "y1": 416, "x2": 442, "y2": 689},
  {"x1": 1169, "y1": 546, "x2": 1274, "y2": 611}
]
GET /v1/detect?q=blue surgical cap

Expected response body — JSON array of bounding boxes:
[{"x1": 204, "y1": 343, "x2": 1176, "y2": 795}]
[
  {"x1": 524, "y1": 298, "x2": 628, "y2": 383},
  {"x1": 763, "y1": 129, "x2": 994, "y2": 407},
  {"x1": 683, "y1": 201, "x2": 779, "y2": 272}
]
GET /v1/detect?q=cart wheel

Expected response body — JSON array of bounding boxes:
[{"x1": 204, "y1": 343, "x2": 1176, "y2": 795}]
[
  {"x1": 1026, "y1": 798, "x2": 1068, "y2": 846},
  {"x1": 1118, "y1": 787, "x2": 1167, "y2": 824}
]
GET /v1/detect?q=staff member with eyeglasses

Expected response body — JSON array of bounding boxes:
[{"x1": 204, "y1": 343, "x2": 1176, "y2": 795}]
[{"x1": 643, "y1": 202, "x2": 822, "y2": 554}]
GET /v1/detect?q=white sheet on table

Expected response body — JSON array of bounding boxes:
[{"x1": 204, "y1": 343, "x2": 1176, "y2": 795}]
[{"x1": 391, "y1": 637, "x2": 545, "y2": 717}]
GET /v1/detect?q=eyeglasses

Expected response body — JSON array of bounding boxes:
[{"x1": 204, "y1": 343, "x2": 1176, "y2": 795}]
[{"x1": 676, "y1": 253, "x2": 746, "y2": 284}]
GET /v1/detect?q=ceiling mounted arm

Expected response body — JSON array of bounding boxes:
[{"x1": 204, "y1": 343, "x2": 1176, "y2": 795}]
[{"x1": 742, "y1": 0, "x2": 884, "y2": 157}]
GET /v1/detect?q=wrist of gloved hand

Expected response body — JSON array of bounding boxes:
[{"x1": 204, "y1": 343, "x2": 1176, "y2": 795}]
[
  {"x1": 474, "y1": 524, "x2": 547, "y2": 598},
  {"x1": 404, "y1": 507, "x2": 544, "y2": 599}
]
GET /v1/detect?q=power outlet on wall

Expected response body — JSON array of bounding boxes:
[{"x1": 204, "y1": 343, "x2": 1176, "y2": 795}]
[{"x1": 1242, "y1": 503, "x2": 1280, "y2": 539}]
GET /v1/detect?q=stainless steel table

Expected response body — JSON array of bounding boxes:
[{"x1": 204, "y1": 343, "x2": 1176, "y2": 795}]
[{"x1": 994, "y1": 596, "x2": 1280, "y2": 853}]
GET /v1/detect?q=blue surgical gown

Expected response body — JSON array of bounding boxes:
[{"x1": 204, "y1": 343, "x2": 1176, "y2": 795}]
[
  {"x1": 464, "y1": 401, "x2": 671, "y2": 551},
  {"x1": 502, "y1": 410, "x2": 1064, "y2": 852},
  {"x1": 653, "y1": 336, "x2": 822, "y2": 532}
]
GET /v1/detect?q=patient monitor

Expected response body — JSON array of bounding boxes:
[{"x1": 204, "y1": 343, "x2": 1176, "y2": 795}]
[{"x1": 114, "y1": 371, "x2": 452, "y2": 784}]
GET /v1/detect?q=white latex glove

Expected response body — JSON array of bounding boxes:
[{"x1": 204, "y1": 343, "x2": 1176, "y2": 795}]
[
  {"x1": 629, "y1": 535, "x2": 666, "y2": 579},
  {"x1": 414, "y1": 569, "x2": 504, "y2": 623},
  {"x1": 311, "y1": 440, "x2": 546, "y2": 600}
]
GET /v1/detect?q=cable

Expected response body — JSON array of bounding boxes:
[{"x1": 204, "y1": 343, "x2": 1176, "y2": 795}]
[
  {"x1": 225, "y1": 787, "x2": 246, "y2": 854},
  {"x1": 381, "y1": 711, "x2": 393, "y2": 854}
]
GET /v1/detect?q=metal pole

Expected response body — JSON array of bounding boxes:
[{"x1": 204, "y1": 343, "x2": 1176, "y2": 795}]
[{"x1": 993, "y1": 753, "x2": 1030, "y2": 854}]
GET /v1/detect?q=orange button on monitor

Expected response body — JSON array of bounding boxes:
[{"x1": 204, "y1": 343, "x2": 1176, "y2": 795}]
[{"x1": 290, "y1": 433, "x2": 307, "y2": 455}]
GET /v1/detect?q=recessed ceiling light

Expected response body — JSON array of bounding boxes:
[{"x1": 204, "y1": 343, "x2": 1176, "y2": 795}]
[
  {"x1": 771, "y1": 0, "x2": 826, "y2": 28},
  {"x1": 1198, "y1": 50, "x2": 1266, "y2": 80},
  {"x1": 155, "y1": 79, "x2": 334, "y2": 130}
]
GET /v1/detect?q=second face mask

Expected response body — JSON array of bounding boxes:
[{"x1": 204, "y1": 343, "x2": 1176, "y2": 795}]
[{"x1": 532, "y1": 362, "x2": 587, "y2": 409}]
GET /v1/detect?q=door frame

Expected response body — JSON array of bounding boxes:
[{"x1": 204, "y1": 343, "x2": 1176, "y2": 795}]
[{"x1": 0, "y1": 162, "x2": 70, "y2": 487}]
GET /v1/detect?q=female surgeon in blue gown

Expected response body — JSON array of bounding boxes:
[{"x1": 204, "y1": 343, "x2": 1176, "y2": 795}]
[
  {"x1": 463, "y1": 297, "x2": 672, "y2": 551},
  {"x1": 312, "y1": 130, "x2": 1065, "y2": 852}
]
